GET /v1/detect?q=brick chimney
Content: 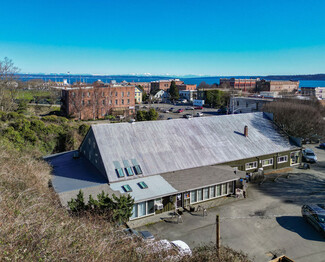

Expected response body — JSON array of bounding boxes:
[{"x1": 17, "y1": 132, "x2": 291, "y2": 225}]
[{"x1": 244, "y1": 125, "x2": 248, "y2": 137}]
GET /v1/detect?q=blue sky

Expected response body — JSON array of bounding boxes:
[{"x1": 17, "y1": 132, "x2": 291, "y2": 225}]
[{"x1": 1, "y1": 0, "x2": 325, "y2": 75}]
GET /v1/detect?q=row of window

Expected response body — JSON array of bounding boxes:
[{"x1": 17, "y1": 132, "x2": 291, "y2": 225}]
[
  {"x1": 131, "y1": 200, "x2": 155, "y2": 219},
  {"x1": 190, "y1": 182, "x2": 234, "y2": 204},
  {"x1": 80, "y1": 99, "x2": 131, "y2": 106},
  {"x1": 245, "y1": 155, "x2": 289, "y2": 170},
  {"x1": 72, "y1": 91, "x2": 131, "y2": 98}
]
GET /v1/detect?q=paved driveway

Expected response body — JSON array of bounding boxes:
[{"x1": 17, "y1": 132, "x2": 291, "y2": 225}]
[{"x1": 138, "y1": 144, "x2": 325, "y2": 262}]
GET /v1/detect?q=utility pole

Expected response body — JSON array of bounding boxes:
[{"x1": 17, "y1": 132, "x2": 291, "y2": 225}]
[{"x1": 216, "y1": 214, "x2": 220, "y2": 256}]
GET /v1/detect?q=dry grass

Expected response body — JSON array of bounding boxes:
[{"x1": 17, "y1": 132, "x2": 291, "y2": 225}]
[{"x1": 0, "y1": 143, "x2": 251, "y2": 261}]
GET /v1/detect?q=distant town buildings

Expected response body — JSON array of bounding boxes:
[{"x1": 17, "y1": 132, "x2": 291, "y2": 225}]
[{"x1": 301, "y1": 86, "x2": 325, "y2": 100}]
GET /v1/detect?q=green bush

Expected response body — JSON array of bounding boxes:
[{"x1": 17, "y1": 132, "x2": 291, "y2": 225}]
[{"x1": 78, "y1": 124, "x2": 90, "y2": 136}]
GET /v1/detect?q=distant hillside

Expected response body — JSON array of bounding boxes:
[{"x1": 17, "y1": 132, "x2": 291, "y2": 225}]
[{"x1": 264, "y1": 74, "x2": 325, "y2": 81}]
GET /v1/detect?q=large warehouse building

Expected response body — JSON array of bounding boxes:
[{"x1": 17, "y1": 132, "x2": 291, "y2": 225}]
[{"x1": 46, "y1": 112, "x2": 301, "y2": 221}]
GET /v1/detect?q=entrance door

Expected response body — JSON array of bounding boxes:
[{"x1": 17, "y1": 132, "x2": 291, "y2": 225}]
[
  {"x1": 176, "y1": 194, "x2": 182, "y2": 208},
  {"x1": 290, "y1": 151, "x2": 300, "y2": 165},
  {"x1": 183, "y1": 192, "x2": 190, "y2": 208}
]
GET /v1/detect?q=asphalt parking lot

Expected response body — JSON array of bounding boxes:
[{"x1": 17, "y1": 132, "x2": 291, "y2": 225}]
[
  {"x1": 137, "y1": 144, "x2": 325, "y2": 262},
  {"x1": 139, "y1": 102, "x2": 222, "y2": 120}
]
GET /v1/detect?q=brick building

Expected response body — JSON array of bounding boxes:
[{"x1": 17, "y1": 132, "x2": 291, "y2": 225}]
[
  {"x1": 220, "y1": 78, "x2": 258, "y2": 92},
  {"x1": 256, "y1": 80, "x2": 299, "y2": 93},
  {"x1": 128, "y1": 82, "x2": 151, "y2": 94},
  {"x1": 150, "y1": 79, "x2": 184, "y2": 92},
  {"x1": 61, "y1": 84, "x2": 135, "y2": 120},
  {"x1": 177, "y1": 83, "x2": 197, "y2": 91}
]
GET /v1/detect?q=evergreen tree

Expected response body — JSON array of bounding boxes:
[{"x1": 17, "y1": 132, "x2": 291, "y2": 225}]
[
  {"x1": 68, "y1": 190, "x2": 86, "y2": 213},
  {"x1": 169, "y1": 81, "x2": 179, "y2": 101},
  {"x1": 111, "y1": 194, "x2": 134, "y2": 224}
]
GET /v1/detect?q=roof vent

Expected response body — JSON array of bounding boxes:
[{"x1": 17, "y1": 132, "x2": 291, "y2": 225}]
[{"x1": 244, "y1": 125, "x2": 248, "y2": 137}]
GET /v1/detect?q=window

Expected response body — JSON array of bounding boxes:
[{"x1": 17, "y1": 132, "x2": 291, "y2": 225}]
[
  {"x1": 245, "y1": 161, "x2": 257, "y2": 170},
  {"x1": 115, "y1": 168, "x2": 125, "y2": 178},
  {"x1": 122, "y1": 184, "x2": 132, "y2": 192},
  {"x1": 115, "y1": 92, "x2": 118, "y2": 96},
  {"x1": 82, "y1": 100, "x2": 85, "y2": 105},
  {"x1": 125, "y1": 167, "x2": 134, "y2": 176},
  {"x1": 203, "y1": 187, "x2": 209, "y2": 200},
  {"x1": 246, "y1": 102, "x2": 248, "y2": 107},
  {"x1": 121, "y1": 99, "x2": 124, "y2": 105},
  {"x1": 82, "y1": 92, "x2": 85, "y2": 98},
  {"x1": 190, "y1": 190, "x2": 197, "y2": 203},
  {"x1": 222, "y1": 183, "x2": 227, "y2": 195},
  {"x1": 138, "y1": 202, "x2": 146, "y2": 217},
  {"x1": 216, "y1": 185, "x2": 221, "y2": 196},
  {"x1": 133, "y1": 165, "x2": 142, "y2": 175},
  {"x1": 87, "y1": 92, "x2": 90, "y2": 97},
  {"x1": 197, "y1": 189, "x2": 203, "y2": 201},
  {"x1": 102, "y1": 100, "x2": 105, "y2": 105},
  {"x1": 102, "y1": 92, "x2": 104, "y2": 97},
  {"x1": 109, "y1": 100, "x2": 112, "y2": 105},
  {"x1": 262, "y1": 158, "x2": 273, "y2": 167},
  {"x1": 131, "y1": 204, "x2": 138, "y2": 219},
  {"x1": 121, "y1": 92, "x2": 124, "y2": 97},
  {"x1": 72, "y1": 92, "x2": 75, "y2": 97},
  {"x1": 115, "y1": 100, "x2": 118, "y2": 105},
  {"x1": 237, "y1": 101, "x2": 239, "y2": 106},
  {"x1": 278, "y1": 155, "x2": 288, "y2": 163},
  {"x1": 127, "y1": 99, "x2": 130, "y2": 104},
  {"x1": 138, "y1": 181, "x2": 148, "y2": 189},
  {"x1": 87, "y1": 100, "x2": 90, "y2": 105},
  {"x1": 228, "y1": 181, "x2": 234, "y2": 194},
  {"x1": 148, "y1": 200, "x2": 154, "y2": 214},
  {"x1": 127, "y1": 92, "x2": 130, "y2": 97},
  {"x1": 210, "y1": 186, "x2": 216, "y2": 198}
]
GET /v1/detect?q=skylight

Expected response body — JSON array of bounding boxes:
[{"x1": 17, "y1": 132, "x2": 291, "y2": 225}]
[
  {"x1": 134, "y1": 165, "x2": 142, "y2": 175},
  {"x1": 115, "y1": 168, "x2": 125, "y2": 178},
  {"x1": 138, "y1": 181, "x2": 148, "y2": 189},
  {"x1": 125, "y1": 167, "x2": 134, "y2": 176},
  {"x1": 122, "y1": 185, "x2": 132, "y2": 192}
]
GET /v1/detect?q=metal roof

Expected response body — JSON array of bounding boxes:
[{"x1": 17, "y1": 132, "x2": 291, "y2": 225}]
[
  {"x1": 109, "y1": 175, "x2": 177, "y2": 202},
  {"x1": 161, "y1": 165, "x2": 245, "y2": 192},
  {"x1": 91, "y1": 112, "x2": 297, "y2": 183}
]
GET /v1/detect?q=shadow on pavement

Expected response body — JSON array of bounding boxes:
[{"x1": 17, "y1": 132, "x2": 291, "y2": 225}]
[
  {"x1": 276, "y1": 216, "x2": 325, "y2": 242},
  {"x1": 256, "y1": 173, "x2": 325, "y2": 206}
]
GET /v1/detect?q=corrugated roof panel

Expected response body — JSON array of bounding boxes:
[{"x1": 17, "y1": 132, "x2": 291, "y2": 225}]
[{"x1": 91, "y1": 113, "x2": 297, "y2": 183}]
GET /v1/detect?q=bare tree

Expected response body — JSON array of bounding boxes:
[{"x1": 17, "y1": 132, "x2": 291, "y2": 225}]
[
  {"x1": 0, "y1": 57, "x2": 20, "y2": 111},
  {"x1": 69, "y1": 86, "x2": 85, "y2": 120},
  {"x1": 263, "y1": 99, "x2": 325, "y2": 140}
]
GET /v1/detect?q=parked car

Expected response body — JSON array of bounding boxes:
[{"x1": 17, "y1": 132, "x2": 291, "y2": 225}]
[
  {"x1": 167, "y1": 117, "x2": 173, "y2": 120},
  {"x1": 185, "y1": 106, "x2": 194, "y2": 110},
  {"x1": 302, "y1": 148, "x2": 317, "y2": 163},
  {"x1": 169, "y1": 107, "x2": 174, "y2": 111},
  {"x1": 319, "y1": 142, "x2": 325, "y2": 149},
  {"x1": 301, "y1": 204, "x2": 325, "y2": 236},
  {"x1": 183, "y1": 114, "x2": 192, "y2": 119},
  {"x1": 164, "y1": 110, "x2": 170, "y2": 113},
  {"x1": 177, "y1": 109, "x2": 184, "y2": 113},
  {"x1": 196, "y1": 112, "x2": 203, "y2": 117},
  {"x1": 194, "y1": 106, "x2": 203, "y2": 110},
  {"x1": 138, "y1": 230, "x2": 155, "y2": 240},
  {"x1": 170, "y1": 240, "x2": 192, "y2": 256}
]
